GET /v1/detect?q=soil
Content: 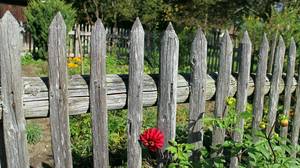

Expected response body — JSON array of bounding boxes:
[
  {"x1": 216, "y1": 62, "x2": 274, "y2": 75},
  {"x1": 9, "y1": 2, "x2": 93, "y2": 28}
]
[{"x1": 28, "y1": 118, "x2": 53, "y2": 168}]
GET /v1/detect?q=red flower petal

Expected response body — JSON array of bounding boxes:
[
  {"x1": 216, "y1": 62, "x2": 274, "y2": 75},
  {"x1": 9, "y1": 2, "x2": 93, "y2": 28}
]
[{"x1": 139, "y1": 128, "x2": 164, "y2": 152}]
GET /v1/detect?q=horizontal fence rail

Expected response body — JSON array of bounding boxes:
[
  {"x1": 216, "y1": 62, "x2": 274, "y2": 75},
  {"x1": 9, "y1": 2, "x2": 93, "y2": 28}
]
[{"x1": 0, "y1": 73, "x2": 293, "y2": 119}]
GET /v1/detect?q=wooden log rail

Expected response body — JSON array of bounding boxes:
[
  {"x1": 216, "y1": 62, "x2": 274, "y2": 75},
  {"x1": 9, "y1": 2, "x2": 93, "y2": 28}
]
[{"x1": 0, "y1": 73, "x2": 295, "y2": 119}]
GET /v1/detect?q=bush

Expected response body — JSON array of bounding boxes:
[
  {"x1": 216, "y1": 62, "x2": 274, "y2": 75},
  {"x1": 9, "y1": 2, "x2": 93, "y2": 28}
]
[
  {"x1": 25, "y1": 0, "x2": 76, "y2": 60},
  {"x1": 26, "y1": 122, "x2": 43, "y2": 145}
]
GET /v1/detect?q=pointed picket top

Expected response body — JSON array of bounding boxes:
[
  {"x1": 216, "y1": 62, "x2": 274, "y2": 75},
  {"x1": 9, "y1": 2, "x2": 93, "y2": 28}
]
[
  {"x1": 131, "y1": 17, "x2": 144, "y2": 32},
  {"x1": 241, "y1": 31, "x2": 251, "y2": 44},
  {"x1": 167, "y1": 22, "x2": 174, "y2": 30},
  {"x1": 193, "y1": 28, "x2": 207, "y2": 45},
  {"x1": 0, "y1": 10, "x2": 22, "y2": 39},
  {"x1": 220, "y1": 30, "x2": 233, "y2": 58},
  {"x1": 222, "y1": 30, "x2": 232, "y2": 47},
  {"x1": 289, "y1": 37, "x2": 296, "y2": 62},
  {"x1": 164, "y1": 22, "x2": 177, "y2": 39},
  {"x1": 290, "y1": 37, "x2": 296, "y2": 52},
  {"x1": 261, "y1": 33, "x2": 270, "y2": 49},
  {"x1": 49, "y1": 12, "x2": 66, "y2": 30},
  {"x1": 278, "y1": 35, "x2": 286, "y2": 49},
  {"x1": 0, "y1": 11, "x2": 20, "y2": 32},
  {"x1": 94, "y1": 18, "x2": 105, "y2": 32},
  {"x1": 1, "y1": 11, "x2": 18, "y2": 24}
]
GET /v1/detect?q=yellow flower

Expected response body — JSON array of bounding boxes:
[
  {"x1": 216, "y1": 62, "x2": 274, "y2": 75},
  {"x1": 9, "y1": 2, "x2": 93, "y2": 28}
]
[
  {"x1": 68, "y1": 62, "x2": 78, "y2": 68},
  {"x1": 73, "y1": 57, "x2": 81, "y2": 63},
  {"x1": 226, "y1": 97, "x2": 236, "y2": 106}
]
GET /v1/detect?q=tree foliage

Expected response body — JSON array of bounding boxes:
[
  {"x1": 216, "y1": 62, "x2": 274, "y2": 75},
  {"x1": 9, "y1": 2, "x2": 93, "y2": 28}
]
[
  {"x1": 67, "y1": 0, "x2": 281, "y2": 30},
  {"x1": 25, "y1": 0, "x2": 76, "y2": 60}
]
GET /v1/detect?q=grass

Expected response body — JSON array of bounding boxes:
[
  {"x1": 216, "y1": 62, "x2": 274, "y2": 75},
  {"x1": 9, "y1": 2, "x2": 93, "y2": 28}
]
[
  {"x1": 26, "y1": 122, "x2": 43, "y2": 145},
  {"x1": 21, "y1": 52, "x2": 48, "y2": 76}
]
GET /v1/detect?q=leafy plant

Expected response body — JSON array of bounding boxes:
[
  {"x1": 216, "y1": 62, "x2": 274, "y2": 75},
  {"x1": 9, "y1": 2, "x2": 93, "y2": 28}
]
[
  {"x1": 200, "y1": 97, "x2": 300, "y2": 167},
  {"x1": 26, "y1": 122, "x2": 43, "y2": 145},
  {"x1": 25, "y1": 0, "x2": 76, "y2": 60},
  {"x1": 166, "y1": 141, "x2": 194, "y2": 168},
  {"x1": 70, "y1": 110, "x2": 128, "y2": 167}
]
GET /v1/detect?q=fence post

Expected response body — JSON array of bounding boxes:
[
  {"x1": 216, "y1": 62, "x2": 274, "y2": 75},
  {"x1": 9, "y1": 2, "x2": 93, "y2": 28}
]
[
  {"x1": 75, "y1": 24, "x2": 80, "y2": 57},
  {"x1": 127, "y1": 18, "x2": 144, "y2": 168},
  {"x1": 157, "y1": 23, "x2": 179, "y2": 149},
  {"x1": 267, "y1": 31, "x2": 278, "y2": 74},
  {"x1": 90, "y1": 19, "x2": 109, "y2": 168},
  {"x1": 230, "y1": 31, "x2": 252, "y2": 168},
  {"x1": 188, "y1": 29, "x2": 207, "y2": 160},
  {"x1": 211, "y1": 30, "x2": 233, "y2": 158},
  {"x1": 251, "y1": 34, "x2": 269, "y2": 141},
  {"x1": 0, "y1": 11, "x2": 29, "y2": 168},
  {"x1": 48, "y1": 12, "x2": 73, "y2": 168},
  {"x1": 292, "y1": 44, "x2": 300, "y2": 157},
  {"x1": 280, "y1": 38, "x2": 296, "y2": 140},
  {"x1": 266, "y1": 36, "x2": 285, "y2": 134}
]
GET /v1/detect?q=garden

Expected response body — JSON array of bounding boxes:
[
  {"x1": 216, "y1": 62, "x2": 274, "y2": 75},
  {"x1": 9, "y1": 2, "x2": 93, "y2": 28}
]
[{"x1": 10, "y1": 0, "x2": 300, "y2": 167}]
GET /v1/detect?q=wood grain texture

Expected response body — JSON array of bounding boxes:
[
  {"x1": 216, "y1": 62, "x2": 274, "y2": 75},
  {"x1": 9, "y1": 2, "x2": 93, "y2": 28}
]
[
  {"x1": 266, "y1": 36, "x2": 285, "y2": 134},
  {"x1": 188, "y1": 29, "x2": 207, "y2": 155},
  {"x1": 211, "y1": 31, "x2": 233, "y2": 157},
  {"x1": 127, "y1": 18, "x2": 144, "y2": 168},
  {"x1": 280, "y1": 38, "x2": 296, "y2": 139},
  {"x1": 267, "y1": 31, "x2": 278, "y2": 74},
  {"x1": 157, "y1": 23, "x2": 179, "y2": 150},
  {"x1": 90, "y1": 19, "x2": 109, "y2": 168},
  {"x1": 0, "y1": 11, "x2": 29, "y2": 168},
  {"x1": 251, "y1": 34, "x2": 269, "y2": 141},
  {"x1": 292, "y1": 44, "x2": 300, "y2": 157},
  {"x1": 48, "y1": 13, "x2": 73, "y2": 168},
  {"x1": 230, "y1": 31, "x2": 252, "y2": 168}
]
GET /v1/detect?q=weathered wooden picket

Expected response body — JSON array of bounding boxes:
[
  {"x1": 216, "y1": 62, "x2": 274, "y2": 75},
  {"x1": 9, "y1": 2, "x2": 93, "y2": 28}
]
[{"x1": 1, "y1": 11, "x2": 300, "y2": 168}]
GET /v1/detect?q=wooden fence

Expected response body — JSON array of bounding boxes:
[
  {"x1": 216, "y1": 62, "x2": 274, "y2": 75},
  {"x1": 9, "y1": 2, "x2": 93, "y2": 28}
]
[
  {"x1": 23, "y1": 22, "x2": 241, "y2": 73},
  {"x1": 68, "y1": 24, "x2": 130, "y2": 59},
  {"x1": 67, "y1": 24, "x2": 239, "y2": 73},
  {"x1": 1, "y1": 11, "x2": 300, "y2": 168},
  {"x1": 22, "y1": 23, "x2": 131, "y2": 58}
]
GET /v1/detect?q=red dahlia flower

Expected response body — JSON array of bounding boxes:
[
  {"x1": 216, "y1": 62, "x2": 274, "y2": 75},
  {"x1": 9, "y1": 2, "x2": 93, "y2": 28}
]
[{"x1": 139, "y1": 128, "x2": 164, "y2": 152}]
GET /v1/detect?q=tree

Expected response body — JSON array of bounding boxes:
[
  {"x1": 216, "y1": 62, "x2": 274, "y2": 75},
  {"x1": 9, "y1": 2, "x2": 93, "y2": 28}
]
[
  {"x1": 67, "y1": 0, "x2": 137, "y2": 26},
  {"x1": 25, "y1": 0, "x2": 76, "y2": 59}
]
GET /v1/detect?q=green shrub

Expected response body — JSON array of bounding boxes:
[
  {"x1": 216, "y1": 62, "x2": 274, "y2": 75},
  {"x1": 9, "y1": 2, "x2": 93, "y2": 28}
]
[
  {"x1": 26, "y1": 122, "x2": 43, "y2": 145},
  {"x1": 25, "y1": 0, "x2": 76, "y2": 60}
]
